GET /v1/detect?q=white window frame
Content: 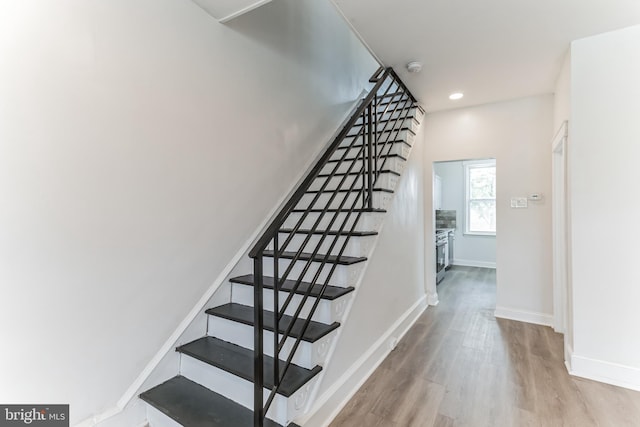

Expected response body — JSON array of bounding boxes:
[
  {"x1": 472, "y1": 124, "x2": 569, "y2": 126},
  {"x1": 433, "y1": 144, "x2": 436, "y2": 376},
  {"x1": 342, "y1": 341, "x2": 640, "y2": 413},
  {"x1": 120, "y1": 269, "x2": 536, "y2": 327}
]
[{"x1": 464, "y1": 159, "x2": 496, "y2": 236}]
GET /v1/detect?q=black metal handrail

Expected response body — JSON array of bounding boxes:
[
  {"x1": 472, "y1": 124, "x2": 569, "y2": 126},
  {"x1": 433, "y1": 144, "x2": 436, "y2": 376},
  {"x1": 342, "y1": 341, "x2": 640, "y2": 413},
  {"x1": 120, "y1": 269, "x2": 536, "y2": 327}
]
[{"x1": 249, "y1": 67, "x2": 419, "y2": 426}]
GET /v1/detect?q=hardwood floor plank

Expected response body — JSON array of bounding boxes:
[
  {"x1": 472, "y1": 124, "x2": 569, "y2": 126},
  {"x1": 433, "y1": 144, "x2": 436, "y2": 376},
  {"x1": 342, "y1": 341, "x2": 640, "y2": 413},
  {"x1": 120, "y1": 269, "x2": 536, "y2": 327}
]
[
  {"x1": 433, "y1": 414, "x2": 455, "y2": 427},
  {"x1": 329, "y1": 266, "x2": 640, "y2": 427}
]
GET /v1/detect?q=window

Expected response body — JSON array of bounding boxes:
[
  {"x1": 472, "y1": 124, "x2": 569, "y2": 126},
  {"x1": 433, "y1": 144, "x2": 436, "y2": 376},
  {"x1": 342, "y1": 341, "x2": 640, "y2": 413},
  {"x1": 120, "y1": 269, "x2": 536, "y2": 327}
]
[{"x1": 464, "y1": 160, "x2": 496, "y2": 235}]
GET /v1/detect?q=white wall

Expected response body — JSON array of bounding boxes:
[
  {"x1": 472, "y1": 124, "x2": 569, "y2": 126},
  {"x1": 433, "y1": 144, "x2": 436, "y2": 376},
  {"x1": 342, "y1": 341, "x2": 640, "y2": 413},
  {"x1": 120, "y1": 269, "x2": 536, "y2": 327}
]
[
  {"x1": 0, "y1": 0, "x2": 378, "y2": 423},
  {"x1": 434, "y1": 160, "x2": 497, "y2": 267},
  {"x1": 423, "y1": 95, "x2": 554, "y2": 324},
  {"x1": 303, "y1": 122, "x2": 427, "y2": 426},
  {"x1": 569, "y1": 24, "x2": 640, "y2": 390}
]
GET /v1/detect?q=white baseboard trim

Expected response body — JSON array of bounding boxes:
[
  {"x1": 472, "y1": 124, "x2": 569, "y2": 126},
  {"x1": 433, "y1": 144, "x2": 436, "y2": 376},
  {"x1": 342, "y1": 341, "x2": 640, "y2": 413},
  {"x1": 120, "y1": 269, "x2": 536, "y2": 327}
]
[
  {"x1": 567, "y1": 352, "x2": 640, "y2": 392},
  {"x1": 453, "y1": 259, "x2": 496, "y2": 269},
  {"x1": 494, "y1": 306, "x2": 553, "y2": 327},
  {"x1": 298, "y1": 295, "x2": 428, "y2": 427},
  {"x1": 427, "y1": 292, "x2": 439, "y2": 306},
  {"x1": 564, "y1": 342, "x2": 574, "y2": 373}
]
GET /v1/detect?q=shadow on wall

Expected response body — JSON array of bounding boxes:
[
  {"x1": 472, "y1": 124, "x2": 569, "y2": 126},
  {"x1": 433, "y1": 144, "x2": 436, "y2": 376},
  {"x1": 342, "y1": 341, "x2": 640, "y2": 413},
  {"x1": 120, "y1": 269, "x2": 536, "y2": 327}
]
[{"x1": 225, "y1": 0, "x2": 372, "y2": 100}]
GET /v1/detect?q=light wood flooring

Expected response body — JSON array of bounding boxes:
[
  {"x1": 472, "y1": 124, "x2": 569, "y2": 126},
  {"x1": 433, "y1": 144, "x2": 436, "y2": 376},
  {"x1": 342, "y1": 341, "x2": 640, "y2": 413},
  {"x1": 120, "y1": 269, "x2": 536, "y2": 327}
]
[{"x1": 330, "y1": 266, "x2": 640, "y2": 427}]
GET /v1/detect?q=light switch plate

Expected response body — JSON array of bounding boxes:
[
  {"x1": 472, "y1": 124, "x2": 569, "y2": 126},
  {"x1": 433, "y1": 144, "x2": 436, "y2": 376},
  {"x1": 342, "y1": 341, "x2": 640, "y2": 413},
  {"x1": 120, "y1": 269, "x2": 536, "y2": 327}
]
[{"x1": 511, "y1": 197, "x2": 528, "y2": 208}]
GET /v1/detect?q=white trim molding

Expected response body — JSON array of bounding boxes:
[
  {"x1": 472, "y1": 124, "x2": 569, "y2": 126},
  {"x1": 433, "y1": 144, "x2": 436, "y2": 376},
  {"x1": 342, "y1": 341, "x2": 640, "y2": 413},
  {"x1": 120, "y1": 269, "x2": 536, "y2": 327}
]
[
  {"x1": 564, "y1": 342, "x2": 574, "y2": 373},
  {"x1": 568, "y1": 352, "x2": 640, "y2": 392},
  {"x1": 494, "y1": 306, "x2": 553, "y2": 327},
  {"x1": 190, "y1": 0, "x2": 273, "y2": 23},
  {"x1": 551, "y1": 120, "x2": 569, "y2": 334},
  {"x1": 427, "y1": 292, "x2": 439, "y2": 306},
  {"x1": 453, "y1": 259, "x2": 496, "y2": 269},
  {"x1": 297, "y1": 296, "x2": 428, "y2": 427}
]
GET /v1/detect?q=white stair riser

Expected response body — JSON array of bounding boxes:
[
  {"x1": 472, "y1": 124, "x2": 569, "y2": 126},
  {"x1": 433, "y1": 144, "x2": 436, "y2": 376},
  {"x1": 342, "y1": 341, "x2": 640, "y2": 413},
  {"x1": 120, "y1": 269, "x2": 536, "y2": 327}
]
[
  {"x1": 340, "y1": 128, "x2": 415, "y2": 147},
  {"x1": 283, "y1": 211, "x2": 383, "y2": 233},
  {"x1": 321, "y1": 155, "x2": 405, "y2": 175},
  {"x1": 180, "y1": 356, "x2": 313, "y2": 426},
  {"x1": 262, "y1": 256, "x2": 364, "y2": 287},
  {"x1": 335, "y1": 142, "x2": 410, "y2": 160},
  {"x1": 353, "y1": 116, "x2": 419, "y2": 131},
  {"x1": 207, "y1": 316, "x2": 334, "y2": 369},
  {"x1": 375, "y1": 128, "x2": 415, "y2": 143},
  {"x1": 298, "y1": 190, "x2": 390, "y2": 210},
  {"x1": 147, "y1": 405, "x2": 183, "y2": 427},
  {"x1": 359, "y1": 108, "x2": 417, "y2": 122},
  {"x1": 271, "y1": 233, "x2": 375, "y2": 258},
  {"x1": 308, "y1": 171, "x2": 399, "y2": 193},
  {"x1": 231, "y1": 284, "x2": 351, "y2": 324}
]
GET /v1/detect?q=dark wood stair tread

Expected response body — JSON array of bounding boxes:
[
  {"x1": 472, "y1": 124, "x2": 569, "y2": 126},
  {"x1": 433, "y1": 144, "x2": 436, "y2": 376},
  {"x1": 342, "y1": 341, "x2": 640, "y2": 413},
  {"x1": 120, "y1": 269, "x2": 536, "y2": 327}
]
[
  {"x1": 337, "y1": 139, "x2": 412, "y2": 150},
  {"x1": 177, "y1": 337, "x2": 321, "y2": 397},
  {"x1": 346, "y1": 125, "x2": 415, "y2": 138},
  {"x1": 278, "y1": 228, "x2": 377, "y2": 237},
  {"x1": 291, "y1": 207, "x2": 386, "y2": 213},
  {"x1": 140, "y1": 375, "x2": 284, "y2": 427},
  {"x1": 304, "y1": 187, "x2": 393, "y2": 194},
  {"x1": 262, "y1": 250, "x2": 366, "y2": 265},
  {"x1": 230, "y1": 274, "x2": 355, "y2": 300},
  {"x1": 206, "y1": 303, "x2": 339, "y2": 343},
  {"x1": 355, "y1": 109, "x2": 418, "y2": 120},
  {"x1": 327, "y1": 153, "x2": 407, "y2": 163},
  {"x1": 353, "y1": 117, "x2": 419, "y2": 128},
  {"x1": 317, "y1": 169, "x2": 400, "y2": 178}
]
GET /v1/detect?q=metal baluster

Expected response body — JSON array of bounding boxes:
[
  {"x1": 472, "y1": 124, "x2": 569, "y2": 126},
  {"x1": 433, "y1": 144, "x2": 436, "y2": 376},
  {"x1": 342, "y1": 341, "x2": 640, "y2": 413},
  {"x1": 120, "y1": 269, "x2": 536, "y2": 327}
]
[
  {"x1": 367, "y1": 103, "x2": 373, "y2": 209},
  {"x1": 374, "y1": 94, "x2": 378, "y2": 178},
  {"x1": 272, "y1": 234, "x2": 280, "y2": 389},
  {"x1": 253, "y1": 255, "x2": 264, "y2": 427},
  {"x1": 361, "y1": 109, "x2": 367, "y2": 209}
]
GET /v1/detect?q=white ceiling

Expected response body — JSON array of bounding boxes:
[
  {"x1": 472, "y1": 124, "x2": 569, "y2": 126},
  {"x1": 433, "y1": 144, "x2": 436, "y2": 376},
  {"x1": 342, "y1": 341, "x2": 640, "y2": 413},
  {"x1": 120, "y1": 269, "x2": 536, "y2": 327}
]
[{"x1": 332, "y1": 0, "x2": 640, "y2": 112}]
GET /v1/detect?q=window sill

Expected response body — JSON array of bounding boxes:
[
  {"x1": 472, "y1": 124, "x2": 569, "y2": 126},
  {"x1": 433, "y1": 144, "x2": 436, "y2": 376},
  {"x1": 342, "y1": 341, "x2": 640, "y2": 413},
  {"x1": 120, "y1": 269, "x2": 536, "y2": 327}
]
[{"x1": 464, "y1": 231, "x2": 496, "y2": 237}]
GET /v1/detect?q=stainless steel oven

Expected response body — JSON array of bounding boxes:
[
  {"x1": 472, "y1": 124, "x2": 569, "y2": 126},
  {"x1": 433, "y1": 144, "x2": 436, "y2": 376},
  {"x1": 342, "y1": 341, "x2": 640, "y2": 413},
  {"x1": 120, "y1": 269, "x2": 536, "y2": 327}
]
[{"x1": 436, "y1": 231, "x2": 447, "y2": 284}]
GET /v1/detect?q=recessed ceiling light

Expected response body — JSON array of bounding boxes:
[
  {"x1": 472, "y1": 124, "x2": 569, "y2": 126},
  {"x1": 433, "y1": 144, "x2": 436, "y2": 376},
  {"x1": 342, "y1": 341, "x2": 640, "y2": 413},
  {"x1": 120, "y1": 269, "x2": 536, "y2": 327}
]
[{"x1": 449, "y1": 92, "x2": 464, "y2": 100}]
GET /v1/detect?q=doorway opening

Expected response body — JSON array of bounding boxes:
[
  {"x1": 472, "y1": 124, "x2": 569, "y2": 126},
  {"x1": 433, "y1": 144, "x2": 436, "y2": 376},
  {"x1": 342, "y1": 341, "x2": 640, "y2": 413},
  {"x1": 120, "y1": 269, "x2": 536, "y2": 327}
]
[{"x1": 432, "y1": 158, "x2": 498, "y2": 302}]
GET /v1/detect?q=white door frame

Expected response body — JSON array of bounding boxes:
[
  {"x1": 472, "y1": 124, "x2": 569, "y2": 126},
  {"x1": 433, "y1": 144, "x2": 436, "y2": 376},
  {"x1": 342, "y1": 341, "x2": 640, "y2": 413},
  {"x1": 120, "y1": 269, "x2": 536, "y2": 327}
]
[{"x1": 552, "y1": 121, "x2": 568, "y2": 333}]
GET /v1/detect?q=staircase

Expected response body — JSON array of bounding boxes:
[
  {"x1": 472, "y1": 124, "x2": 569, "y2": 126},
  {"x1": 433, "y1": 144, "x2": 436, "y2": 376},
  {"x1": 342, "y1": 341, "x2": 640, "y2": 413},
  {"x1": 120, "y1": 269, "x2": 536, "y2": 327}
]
[{"x1": 139, "y1": 67, "x2": 423, "y2": 427}]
